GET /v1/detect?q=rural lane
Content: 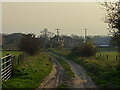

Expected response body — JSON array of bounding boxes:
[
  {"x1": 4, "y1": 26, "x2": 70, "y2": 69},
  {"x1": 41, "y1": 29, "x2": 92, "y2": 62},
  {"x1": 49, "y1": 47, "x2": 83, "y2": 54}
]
[{"x1": 49, "y1": 52, "x2": 97, "y2": 88}]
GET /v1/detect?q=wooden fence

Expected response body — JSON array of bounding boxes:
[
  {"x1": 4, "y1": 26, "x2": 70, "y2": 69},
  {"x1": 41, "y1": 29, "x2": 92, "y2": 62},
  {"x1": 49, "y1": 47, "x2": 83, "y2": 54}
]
[
  {"x1": 1, "y1": 53, "x2": 25, "y2": 81},
  {"x1": 96, "y1": 54, "x2": 120, "y2": 61},
  {"x1": 1, "y1": 54, "x2": 12, "y2": 81}
]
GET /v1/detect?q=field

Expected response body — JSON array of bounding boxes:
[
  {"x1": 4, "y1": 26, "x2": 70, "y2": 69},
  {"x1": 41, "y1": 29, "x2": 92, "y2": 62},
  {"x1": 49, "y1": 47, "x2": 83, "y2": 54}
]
[
  {"x1": 73, "y1": 55, "x2": 120, "y2": 88},
  {"x1": 2, "y1": 52, "x2": 52, "y2": 88},
  {"x1": 1, "y1": 51, "x2": 24, "y2": 67},
  {"x1": 49, "y1": 48, "x2": 120, "y2": 88},
  {"x1": 2, "y1": 51, "x2": 23, "y2": 57},
  {"x1": 48, "y1": 48, "x2": 119, "y2": 59},
  {"x1": 96, "y1": 51, "x2": 119, "y2": 60},
  {"x1": 48, "y1": 48, "x2": 70, "y2": 57}
]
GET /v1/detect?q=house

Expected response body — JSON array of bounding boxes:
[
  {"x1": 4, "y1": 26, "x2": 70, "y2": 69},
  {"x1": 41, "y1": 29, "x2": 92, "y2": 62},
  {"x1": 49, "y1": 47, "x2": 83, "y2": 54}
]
[
  {"x1": 49, "y1": 35, "x2": 64, "y2": 48},
  {"x1": 92, "y1": 36, "x2": 111, "y2": 48},
  {"x1": 49, "y1": 35, "x2": 84, "y2": 48}
]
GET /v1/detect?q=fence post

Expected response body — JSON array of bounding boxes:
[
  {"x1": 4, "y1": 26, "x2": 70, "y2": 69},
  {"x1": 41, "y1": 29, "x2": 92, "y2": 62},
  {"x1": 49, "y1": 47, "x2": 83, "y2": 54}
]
[
  {"x1": 107, "y1": 54, "x2": 108, "y2": 60},
  {"x1": 116, "y1": 56, "x2": 118, "y2": 61},
  {"x1": 18, "y1": 54, "x2": 23, "y2": 64},
  {"x1": 18, "y1": 55, "x2": 21, "y2": 64},
  {"x1": 100, "y1": 54, "x2": 101, "y2": 58},
  {"x1": 12, "y1": 56, "x2": 16, "y2": 63}
]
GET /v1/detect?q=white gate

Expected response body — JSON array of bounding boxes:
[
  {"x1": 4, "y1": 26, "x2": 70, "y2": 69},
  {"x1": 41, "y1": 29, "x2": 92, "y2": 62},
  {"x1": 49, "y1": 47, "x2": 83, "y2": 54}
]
[{"x1": 1, "y1": 54, "x2": 12, "y2": 81}]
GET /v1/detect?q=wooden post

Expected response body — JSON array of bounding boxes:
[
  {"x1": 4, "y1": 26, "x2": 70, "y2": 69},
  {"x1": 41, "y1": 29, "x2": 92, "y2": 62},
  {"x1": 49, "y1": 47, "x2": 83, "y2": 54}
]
[
  {"x1": 18, "y1": 55, "x2": 20, "y2": 64},
  {"x1": 116, "y1": 56, "x2": 118, "y2": 61},
  {"x1": 12, "y1": 56, "x2": 16, "y2": 61},
  {"x1": 107, "y1": 54, "x2": 108, "y2": 60},
  {"x1": 18, "y1": 55, "x2": 21, "y2": 64},
  {"x1": 100, "y1": 54, "x2": 101, "y2": 58}
]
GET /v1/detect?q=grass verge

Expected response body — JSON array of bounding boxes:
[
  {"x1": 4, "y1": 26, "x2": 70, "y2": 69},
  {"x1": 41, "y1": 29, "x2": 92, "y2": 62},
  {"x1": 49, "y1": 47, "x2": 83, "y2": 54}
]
[{"x1": 2, "y1": 52, "x2": 52, "y2": 88}]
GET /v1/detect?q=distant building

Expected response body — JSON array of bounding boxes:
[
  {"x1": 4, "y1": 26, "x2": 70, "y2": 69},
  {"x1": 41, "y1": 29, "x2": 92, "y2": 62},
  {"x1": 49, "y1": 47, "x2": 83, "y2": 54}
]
[
  {"x1": 93, "y1": 36, "x2": 111, "y2": 47},
  {"x1": 61, "y1": 35, "x2": 83, "y2": 48},
  {"x1": 49, "y1": 35, "x2": 84, "y2": 48},
  {"x1": 49, "y1": 35, "x2": 64, "y2": 48}
]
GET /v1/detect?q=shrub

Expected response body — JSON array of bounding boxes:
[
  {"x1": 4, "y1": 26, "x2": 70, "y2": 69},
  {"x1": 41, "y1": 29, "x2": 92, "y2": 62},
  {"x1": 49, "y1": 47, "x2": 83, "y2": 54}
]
[
  {"x1": 71, "y1": 42, "x2": 97, "y2": 57},
  {"x1": 18, "y1": 34, "x2": 43, "y2": 55}
]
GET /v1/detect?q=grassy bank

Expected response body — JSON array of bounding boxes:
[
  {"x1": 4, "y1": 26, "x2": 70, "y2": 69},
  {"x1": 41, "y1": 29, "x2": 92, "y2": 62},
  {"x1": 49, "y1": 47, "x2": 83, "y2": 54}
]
[
  {"x1": 2, "y1": 52, "x2": 52, "y2": 88},
  {"x1": 49, "y1": 48, "x2": 120, "y2": 88}
]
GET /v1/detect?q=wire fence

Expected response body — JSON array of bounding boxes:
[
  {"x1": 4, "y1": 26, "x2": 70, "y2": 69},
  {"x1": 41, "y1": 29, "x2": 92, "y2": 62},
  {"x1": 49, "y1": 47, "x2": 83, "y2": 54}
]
[{"x1": 95, "y1": 54, "x2": 120, "y2": 61}]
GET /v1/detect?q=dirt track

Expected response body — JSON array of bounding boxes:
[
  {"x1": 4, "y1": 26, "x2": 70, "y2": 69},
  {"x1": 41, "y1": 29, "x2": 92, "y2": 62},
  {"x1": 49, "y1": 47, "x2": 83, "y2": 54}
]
[
  {"x1": 68, "y1": 60, "x2": 97, "y2": 88},
  {"x1": 49, "y1": 52, "x2": 97, "y2": 88},
  {"x1": 36, "y1": 57, "x2": 64, "y2": 89},
  {"x1": 36, "y1": 52, "x2": 97, "y2": 89}
]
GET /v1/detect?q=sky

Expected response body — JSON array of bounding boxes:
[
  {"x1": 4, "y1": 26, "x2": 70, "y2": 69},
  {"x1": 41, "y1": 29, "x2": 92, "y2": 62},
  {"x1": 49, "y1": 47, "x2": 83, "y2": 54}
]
[
  {"x1": 2, "y1": 2, "x2": 109, "y2": 36},
  {"x1": 0, "y1": 3, "x2": 2, "y2": 34}
]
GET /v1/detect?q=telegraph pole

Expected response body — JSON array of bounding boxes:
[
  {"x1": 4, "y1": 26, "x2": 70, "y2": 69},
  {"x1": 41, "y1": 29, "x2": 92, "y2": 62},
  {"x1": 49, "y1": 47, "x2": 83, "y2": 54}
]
[
  {"x1": 84, "y1": 28, "x2": 87, "y2": 42},
  {"x1": 55, "y1": 29, "x2": 61, "y2": 36}
]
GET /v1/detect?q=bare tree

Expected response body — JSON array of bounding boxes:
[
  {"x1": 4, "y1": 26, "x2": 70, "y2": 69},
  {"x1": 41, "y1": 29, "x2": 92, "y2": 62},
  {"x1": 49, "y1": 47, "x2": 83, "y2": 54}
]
[{"x1": 40, "y1": 28, "x2": 54, "y2": 39}]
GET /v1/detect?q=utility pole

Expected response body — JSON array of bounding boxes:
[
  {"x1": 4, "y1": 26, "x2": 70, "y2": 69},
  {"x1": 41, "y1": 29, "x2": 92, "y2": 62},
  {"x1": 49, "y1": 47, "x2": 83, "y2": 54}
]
[
  {"x1": 55, "y1": 29, "x2": 61, "y2": 36},
  {"x1": 84, "y1": 28, "x2": 87, "y2": 42},
  {"x1": 44, "y1": 28, "x2": 48, "y2": 38}
]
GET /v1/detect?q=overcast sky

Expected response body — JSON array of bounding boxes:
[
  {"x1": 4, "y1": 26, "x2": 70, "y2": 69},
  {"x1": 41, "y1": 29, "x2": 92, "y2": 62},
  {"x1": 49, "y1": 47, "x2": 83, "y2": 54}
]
[{"x1": 2, "y1": 2, "x2": 109, "y2": 36}]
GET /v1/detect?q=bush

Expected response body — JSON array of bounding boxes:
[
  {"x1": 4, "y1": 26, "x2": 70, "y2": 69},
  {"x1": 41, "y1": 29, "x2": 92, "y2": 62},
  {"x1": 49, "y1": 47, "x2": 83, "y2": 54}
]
[
  {"x1": 18, "y1": 34, "x2": 43, "y2": 55},
  {"x1": 71, "y1": 42, "x2": 97, "y2": 57}
]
